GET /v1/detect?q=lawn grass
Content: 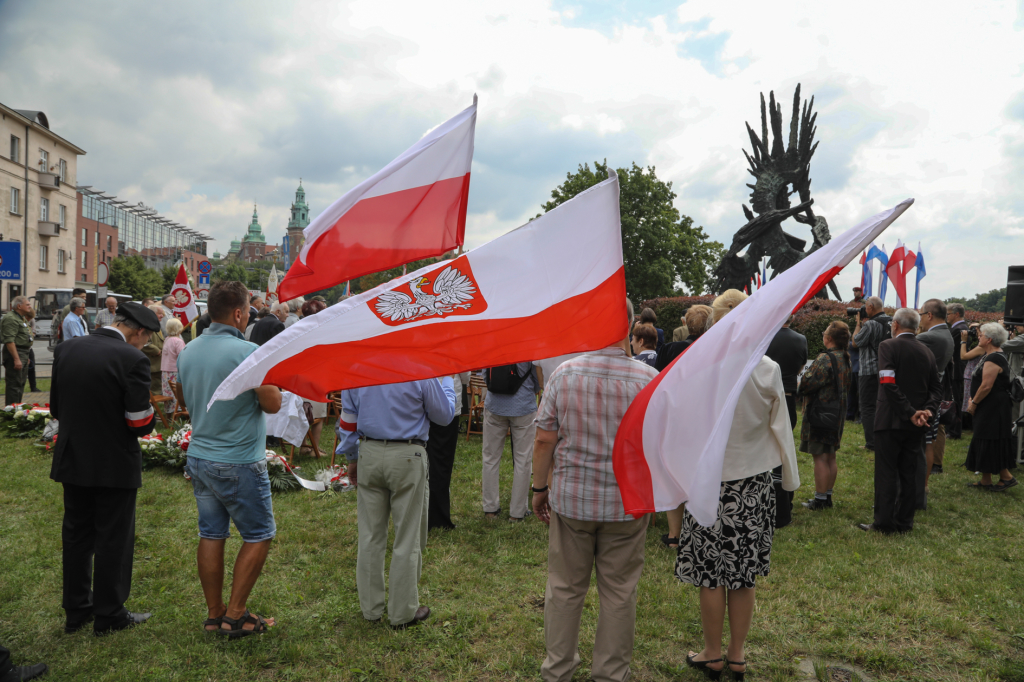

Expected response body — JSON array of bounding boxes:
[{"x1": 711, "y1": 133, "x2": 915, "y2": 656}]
[{"x1": 1, "y1": 416, "x2": 1023, "y2": 681}]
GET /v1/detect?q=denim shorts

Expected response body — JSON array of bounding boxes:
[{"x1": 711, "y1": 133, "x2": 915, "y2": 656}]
[{"x1": 186, "y1": 456, "x2": 276, "y2": 542}]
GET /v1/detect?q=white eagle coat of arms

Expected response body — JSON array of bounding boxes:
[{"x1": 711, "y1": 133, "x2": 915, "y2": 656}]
[{"x1": 374, "y1": 265, "x2": 478, "y2": 323}]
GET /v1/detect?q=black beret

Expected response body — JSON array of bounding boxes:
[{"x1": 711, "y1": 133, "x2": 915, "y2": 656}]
[{"x1": 117, "y1": 301, "x2": 161, "y2": 332}]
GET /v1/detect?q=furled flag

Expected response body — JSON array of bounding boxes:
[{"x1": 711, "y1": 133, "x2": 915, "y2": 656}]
[
  {"x1": 886, "y1": 240, "x2": 908, "y2": 307},
  {"x1": 612, "y1": 199, "x2": 914, "y2": 527},
  {"x1": 901, "y1": 245, "x2": 917, "y2": 306},
  {"x1": 265, "y1": 265, "x2": 279, "y2": 305},
  {"x1": 170, "y1": 263, "x2": 199, "y2": 326},
  {"x1": 862, "y1": 253, "x2": 874, "y2": 298},
  {"x1": 914, "y1": 242, "x2": 927, "y2": 308},
  {"x1": 277, "y1": 97, "x2": 478, "y2": 301},
  {"x1": 209, "y1": 172, "x2": 626, "y2": 406},
  {"x1": 859, "y1": 251, "x2": 869, "y2": 295},
  {"x1": 866, "y1": 243, "x2": 888, "y2": 303}
]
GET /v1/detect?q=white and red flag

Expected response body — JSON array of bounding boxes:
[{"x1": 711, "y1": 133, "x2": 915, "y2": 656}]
[
  {"x1": 209, "y1": 173, "x2": 625, "y2": 406},
  {"x1": 886, "y1": 240, "x2": 908, "y2": 307},
  {"x1": 612, "y1": 199, "x2": 914, "y2": 527},
  {"x1": 170, "y1": 263, "x2": 199, "y2": 326},
  {"x1": 277, "y1": 97, "x2": 478, "y2": 301}
]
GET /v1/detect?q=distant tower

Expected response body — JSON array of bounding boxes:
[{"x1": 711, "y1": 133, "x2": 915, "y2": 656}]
[
  {"x1": 240, "y1": 204, "x2": 267, "y2": 262},
  {"x1": 285, "y1": 180, "x2": 310, "y2": 268}
]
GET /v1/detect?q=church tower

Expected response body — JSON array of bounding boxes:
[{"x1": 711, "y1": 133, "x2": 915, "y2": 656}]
[{"x1": 285, "y1": 180, "x2": 310, "y2": 269}]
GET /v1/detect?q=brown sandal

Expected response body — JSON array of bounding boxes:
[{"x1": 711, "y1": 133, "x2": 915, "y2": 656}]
[
  {"x1": 202, "y1": 615, "x2": 223, "y2": 632},
  {"x1": 219, "y1": 610, "x2": 272, "y2": 639}
]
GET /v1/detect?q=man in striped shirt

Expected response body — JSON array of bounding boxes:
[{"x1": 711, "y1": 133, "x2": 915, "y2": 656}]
[{"x1": 531, "y1": 299, "x2": 656, "y2": 682}]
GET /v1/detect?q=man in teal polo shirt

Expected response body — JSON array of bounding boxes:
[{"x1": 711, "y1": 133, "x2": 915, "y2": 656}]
[{"x1": 177, "y1": 280, "x2": 282, "y2": 639}]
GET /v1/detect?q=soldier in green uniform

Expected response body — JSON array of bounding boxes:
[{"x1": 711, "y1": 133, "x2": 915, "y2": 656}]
[{"x1": 3, "y1": 296, "x2": 35, "y2": 405}]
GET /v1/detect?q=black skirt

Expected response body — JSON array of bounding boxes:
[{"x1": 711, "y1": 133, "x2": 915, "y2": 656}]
[{"x1": 674, "y1": 471, "x2": 776, "y2": 590}]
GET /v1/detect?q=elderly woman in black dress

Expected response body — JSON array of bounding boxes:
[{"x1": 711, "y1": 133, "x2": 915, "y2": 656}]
[
  {"x1": 964, "y1": 322, "x2": 1017, "y2": 491},
  {"x1": 677, "y1": 290, "x2": 800, "y2": 680}
]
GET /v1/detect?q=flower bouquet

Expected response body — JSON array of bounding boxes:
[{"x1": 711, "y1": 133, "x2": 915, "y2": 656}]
[
  {"x1": 266, "y1": 450, "x2": 299, "y2": 491},
  {"x1": 0, "y1": 403, "x2": 51, "y2": 438}
]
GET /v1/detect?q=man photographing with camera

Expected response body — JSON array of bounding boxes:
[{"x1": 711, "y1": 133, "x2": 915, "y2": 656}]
[{"x1": 851, "y1": 296, "x2": 891, "y2": 452}]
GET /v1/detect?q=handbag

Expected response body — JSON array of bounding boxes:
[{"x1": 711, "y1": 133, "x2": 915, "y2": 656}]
[{"x1": 806, "y1": 351, "x2": 843, "y2": 432}]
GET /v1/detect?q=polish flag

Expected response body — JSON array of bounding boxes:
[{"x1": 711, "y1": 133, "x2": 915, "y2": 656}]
[
  {"x1": 209, "y1": 173, "x2": 626, "y2": 406},
  {"x1": 277, "y1": 97, "x2": 478, "y2": 301},
  {"x1": 886, "y1": 240, "x2": 907, "y2": 307},
  {"x1": 170, "y1": 263, "x2": 199, "y2": 326},
  {"x1": 612, "y1": 199, "x2": 914, "y2": 527},
  {"x1": 900, "y1": 245, "x2": 917, "y2": 303}
]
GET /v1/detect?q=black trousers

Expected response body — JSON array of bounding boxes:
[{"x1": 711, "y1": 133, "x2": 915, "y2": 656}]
[
  {"x1": 784, "y1": 393, "x2": 797, "y2": 430},
  {"x1": 426, "y1": 415, "x2": 460, "y2": 530},
  {"x1": 61, "y1": 483, "x2": 138, "y2": 629},
  {"x1": 0, "y1": 643, "x2": 11, "y2": 676},
  {"x1": 949, "y1": 376, "x2": 965, "y2": 438},
  {"x1": 859, "y1": 373, "x2": 880, "y2": 449},
  {"x1": 26, "y1": 348, "x2": 37, "y2": 391},
  {"x1": 847, "y1": 371, "x2": 860, "y2": 419},
  {"x1": 873, "y1": 429, "x2": 924, "y2": 533}
]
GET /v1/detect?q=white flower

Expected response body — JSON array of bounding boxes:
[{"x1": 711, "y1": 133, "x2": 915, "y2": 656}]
[{"x1": 14, "y1": 411, "x2": 25, "y2": 419}]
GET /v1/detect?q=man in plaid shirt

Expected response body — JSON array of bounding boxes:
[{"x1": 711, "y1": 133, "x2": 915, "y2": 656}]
[{"x1": 531, "y1": 300, "x2": 657, "y2": 682}]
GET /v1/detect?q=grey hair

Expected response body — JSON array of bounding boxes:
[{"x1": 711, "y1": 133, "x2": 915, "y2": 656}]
[
  {"x1": 69, "y1": 297, "x2": 86, "y2": 312},
  {"x1": 947, "y1": 302, "x2": 966, "y2": 319},
  {"x1": 865, "y1": 296, "x2": 884, "y2": 310},
  {"x1": 271, "y1": 302, "x2": 289, "y2": 315},
  {"x1": 626, "y1": 298, "x2": 634, "y2": 325},
  {"x1": 11, "y1": 295, "x2": 27, "y2": 308},
  {"x1": 980, "y1": 322, "x2": 1008, "y2": 347},
  {"x1": 286, "y1": 297, "x2": 304, "y2": 313},
  {"x1": 112, "y1": 313, "x2": 142, "y2": 331},
  {"x1": 892, "y1": 308, "x2": 920, "y2": 332}
]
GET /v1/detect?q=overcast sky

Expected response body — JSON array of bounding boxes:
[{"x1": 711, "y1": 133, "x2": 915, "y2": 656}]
[{"x1": 2, "y1": 0, "x2": 1022, "y2": 300}]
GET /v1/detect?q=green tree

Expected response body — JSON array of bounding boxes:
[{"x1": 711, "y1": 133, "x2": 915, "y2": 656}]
[
  {"x1": 212, "y1": 262, "x2": 250, "y2": 285},
  {"x1": 541, "y1": 161, "x2": 724, "y2": 303},
  {"x1": 108, "y1": 256, "x2": 165, "y2": 300},
  {"x1": 160, "y1": 265, "x2": 178, "y2": 293},
  {"x1": 947, "y1": 287, "x2": 1007, "y2": 313}
]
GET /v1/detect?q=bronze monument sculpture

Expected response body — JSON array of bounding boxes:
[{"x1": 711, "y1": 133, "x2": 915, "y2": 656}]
[{"x1": 714, "y1": 84, "x2": 840, "y2": 298}]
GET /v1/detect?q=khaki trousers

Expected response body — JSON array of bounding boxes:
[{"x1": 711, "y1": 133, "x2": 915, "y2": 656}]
[
  {"x1": 542, "y1": 512, "x2": 648, "y2": 682},
  {"x1": 356, "y1": 440, "x2": 429, "y2": 626},
  {"x1": 481, "y1": 409, "x2": 535, "y2": 518}
]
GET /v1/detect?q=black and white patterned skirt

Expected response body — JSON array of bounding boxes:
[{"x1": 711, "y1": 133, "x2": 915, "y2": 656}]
[{"x1": 674, "y1": 470, "x2": 776, "y2": 590}]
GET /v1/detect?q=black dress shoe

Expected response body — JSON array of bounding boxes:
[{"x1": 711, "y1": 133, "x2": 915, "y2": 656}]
[
  {"x1": 857, "y1": 523, "x2": 877, "y2": 532},
  {"x1": 94, "y1": 612, "x2": 152, "y2": 636},
  {"x1": 0, "y1": 663, "x2": 48, "y2": 682},
  {"x1": 931, "y1": 464, "x2": 943, "y2": 474},
  {"x1": 392, "y1": 606, "x2": 430, "y2": 630},
  {"x1": 64, "y1": 613, "x2": 94, "y2": 634}
]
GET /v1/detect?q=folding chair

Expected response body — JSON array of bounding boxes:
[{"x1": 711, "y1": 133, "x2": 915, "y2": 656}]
[
  {"x1": 168, "y1": 380, "x2": 190, "y2": 423},
  {"x1": 286, "y1": 401, "x2": 324, "y2": 467},
  {"x1": 149, "y1": 391, "x2": 172, "y2": 429},
  {"x1": 465, "y1": 375, "x2": 486, "y2": 441}
]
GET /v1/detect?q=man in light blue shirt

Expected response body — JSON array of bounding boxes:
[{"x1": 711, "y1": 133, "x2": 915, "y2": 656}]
[
  {"x1": 336, "y1": 377, "x2": 456, "y2": 628},
  {"x1": 61, "y1": 298, "x2": 88, "y2": 340},
  {"x1": 176, "y1": 281, "x2": 282, "y2": 638}
]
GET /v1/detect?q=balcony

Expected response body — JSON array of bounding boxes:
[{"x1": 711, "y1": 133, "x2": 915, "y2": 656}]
[
  {"x1": 37, "y1": 221, "x2": 60, "y2": 237},
  {"x1": 38, "y1": 172, "x2": 59, "y2": 191}
]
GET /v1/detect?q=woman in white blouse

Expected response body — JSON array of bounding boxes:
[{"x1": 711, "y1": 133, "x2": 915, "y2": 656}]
[{"x1": 677, "y1": 289, "x2": 800, "y2": 681}]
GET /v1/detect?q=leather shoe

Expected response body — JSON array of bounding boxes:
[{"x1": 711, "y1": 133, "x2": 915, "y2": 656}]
[
  {"x1": 94, "y1": 611, "x2": 152, "y2": 636},
  {"x1": 392, "y1": 606, "x2": 430, "y2": 630},
  {"x1": 0, "y1": 663, "x2": 48, "y2": 682},
  {"x1": 64, "y1": 613, "x2": 94, "y2": 634},
  {"x1": 857, "y1": 523, "x2": 878, "y2": 532}
]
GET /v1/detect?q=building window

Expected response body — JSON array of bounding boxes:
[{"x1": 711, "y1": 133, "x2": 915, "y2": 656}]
[
  {"x1": 9, "y1": 187, "x2": 18, "y2": 215},
  {"x1": 58, "y1": 159, "x2": 67, "y2": 182},
  {"x1": 81, "y1": 228, "x2": 87, "y2": 246},
  {"x1": 107, "y1": 235, "x2": 112, "y2": 251},
  {"x1": 40, "y1": 197, "x2": 49, "y2": 221},
  {"x1": 9, "y1": 136, "x2": 19, "y2": 163},
  {"x1": 39, "y1": 245, "x2": 48, "y2": 270},
  {"x1": 81, "y1": 251, "x2": 87, "y2": 269},
  {"x1": 95, "y1": 231, "x2": 99, "y2": 246},
  {"x1": 38, "y1": 148, "x2": 48, "y2": 172},
  {"x1": 59, "y1": 204, "x2": 66, "y2": 228},
  {"x1": 57, "y1": 249, "x2": 65, "y2": 274}
]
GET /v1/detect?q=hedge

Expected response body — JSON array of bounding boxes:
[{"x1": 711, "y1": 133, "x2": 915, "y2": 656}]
[{"x1": 640, "y1": 295, "x2": 1005, "y2": 360}]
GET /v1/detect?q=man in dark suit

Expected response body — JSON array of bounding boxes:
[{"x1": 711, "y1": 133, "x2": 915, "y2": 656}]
[
  {"x1": 765, "y1": 314, "x2": 808, "y2": 427},
  {"x1": 858, "y1": 308, "x2": 941, "y2": 534},
  {"x1": 50, "y1": 302, "x2": 161, "y2": 635},
  {"x1": 946, "y1": 303, "x2": 968, "y2": 438},
  {"x1": 250, "y1": 302, "x2": 287, "y2": 346},
  {"x1": 916, "y1": 299, "x2": 954, "y2": 504}
]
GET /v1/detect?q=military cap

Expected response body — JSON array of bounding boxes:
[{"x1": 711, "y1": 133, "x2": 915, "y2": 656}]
[{"x1": 116, "y1": 301, "x2": 162, "y2": 332}]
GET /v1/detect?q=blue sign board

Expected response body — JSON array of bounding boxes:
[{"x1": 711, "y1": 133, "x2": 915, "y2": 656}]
[
  {"x1": 198, "y1": 273, "x2": 210, "y2": 285},
  {"x1": 0, "y1": 242, "x2": 22, "y2": 280}
]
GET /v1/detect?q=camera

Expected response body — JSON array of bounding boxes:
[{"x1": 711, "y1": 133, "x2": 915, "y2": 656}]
[
  {"x1": 846, "y1": 307, "x2": 867, "y2": 319},
  {"x1": 967, "y1": 328, "x2": 978, "y2": 340}
]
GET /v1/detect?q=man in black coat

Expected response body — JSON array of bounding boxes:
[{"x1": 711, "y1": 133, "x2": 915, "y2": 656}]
[
  {"x1": 859, "y1": 308, "x2": 942, "y2": 535},
  {"x1": 250, "y1": 302, "x2": 287, "y2": 346},
  {"x1": 50, "y1": 302, "x2": 161, "y2": 635},
  {"x1": 765, "y1": 314, "x2": 808, "y2": 427},
  {"x1": 946, "y1": 302, "x2": 968, "y2": 438}
]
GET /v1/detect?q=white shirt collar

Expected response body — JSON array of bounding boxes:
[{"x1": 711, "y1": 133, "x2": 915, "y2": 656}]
[
  {"x1": 103, "y1": 325, "x2": 126, "y2": 341},
  {"x1": 897, "y1": 332, "x2": 915, "y2": 337}
]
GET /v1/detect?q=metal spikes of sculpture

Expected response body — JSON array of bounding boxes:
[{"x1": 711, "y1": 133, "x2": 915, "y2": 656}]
[{"x1": 714, "y1": 84, "x2": 841, "y2": 299}]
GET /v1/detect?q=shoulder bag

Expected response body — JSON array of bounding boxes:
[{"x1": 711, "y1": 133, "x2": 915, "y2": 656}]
[{"x1": 806, "y1": 351, "x2": 843, "y2": 432}]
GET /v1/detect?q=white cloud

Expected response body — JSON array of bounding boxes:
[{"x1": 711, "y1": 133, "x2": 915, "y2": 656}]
[{"x1": 1, "y1": 0, "x2": 1022, "y2": 300}]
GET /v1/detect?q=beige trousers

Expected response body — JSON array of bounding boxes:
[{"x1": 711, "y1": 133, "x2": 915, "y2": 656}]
[
  {"x1": 356, "y1": 440, "x2": 429, "y2": 625},
  {"x1": 542, "y1": 512, "x2": 649, "y2": 682},
  {"x1": 481, "y1": 409, "x2": 536, "y2": 518}
]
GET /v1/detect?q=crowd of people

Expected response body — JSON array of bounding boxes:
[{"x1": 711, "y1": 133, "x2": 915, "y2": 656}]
[{"x1": 1, "y1": 277, "x2": 1022, "y2": 682}]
